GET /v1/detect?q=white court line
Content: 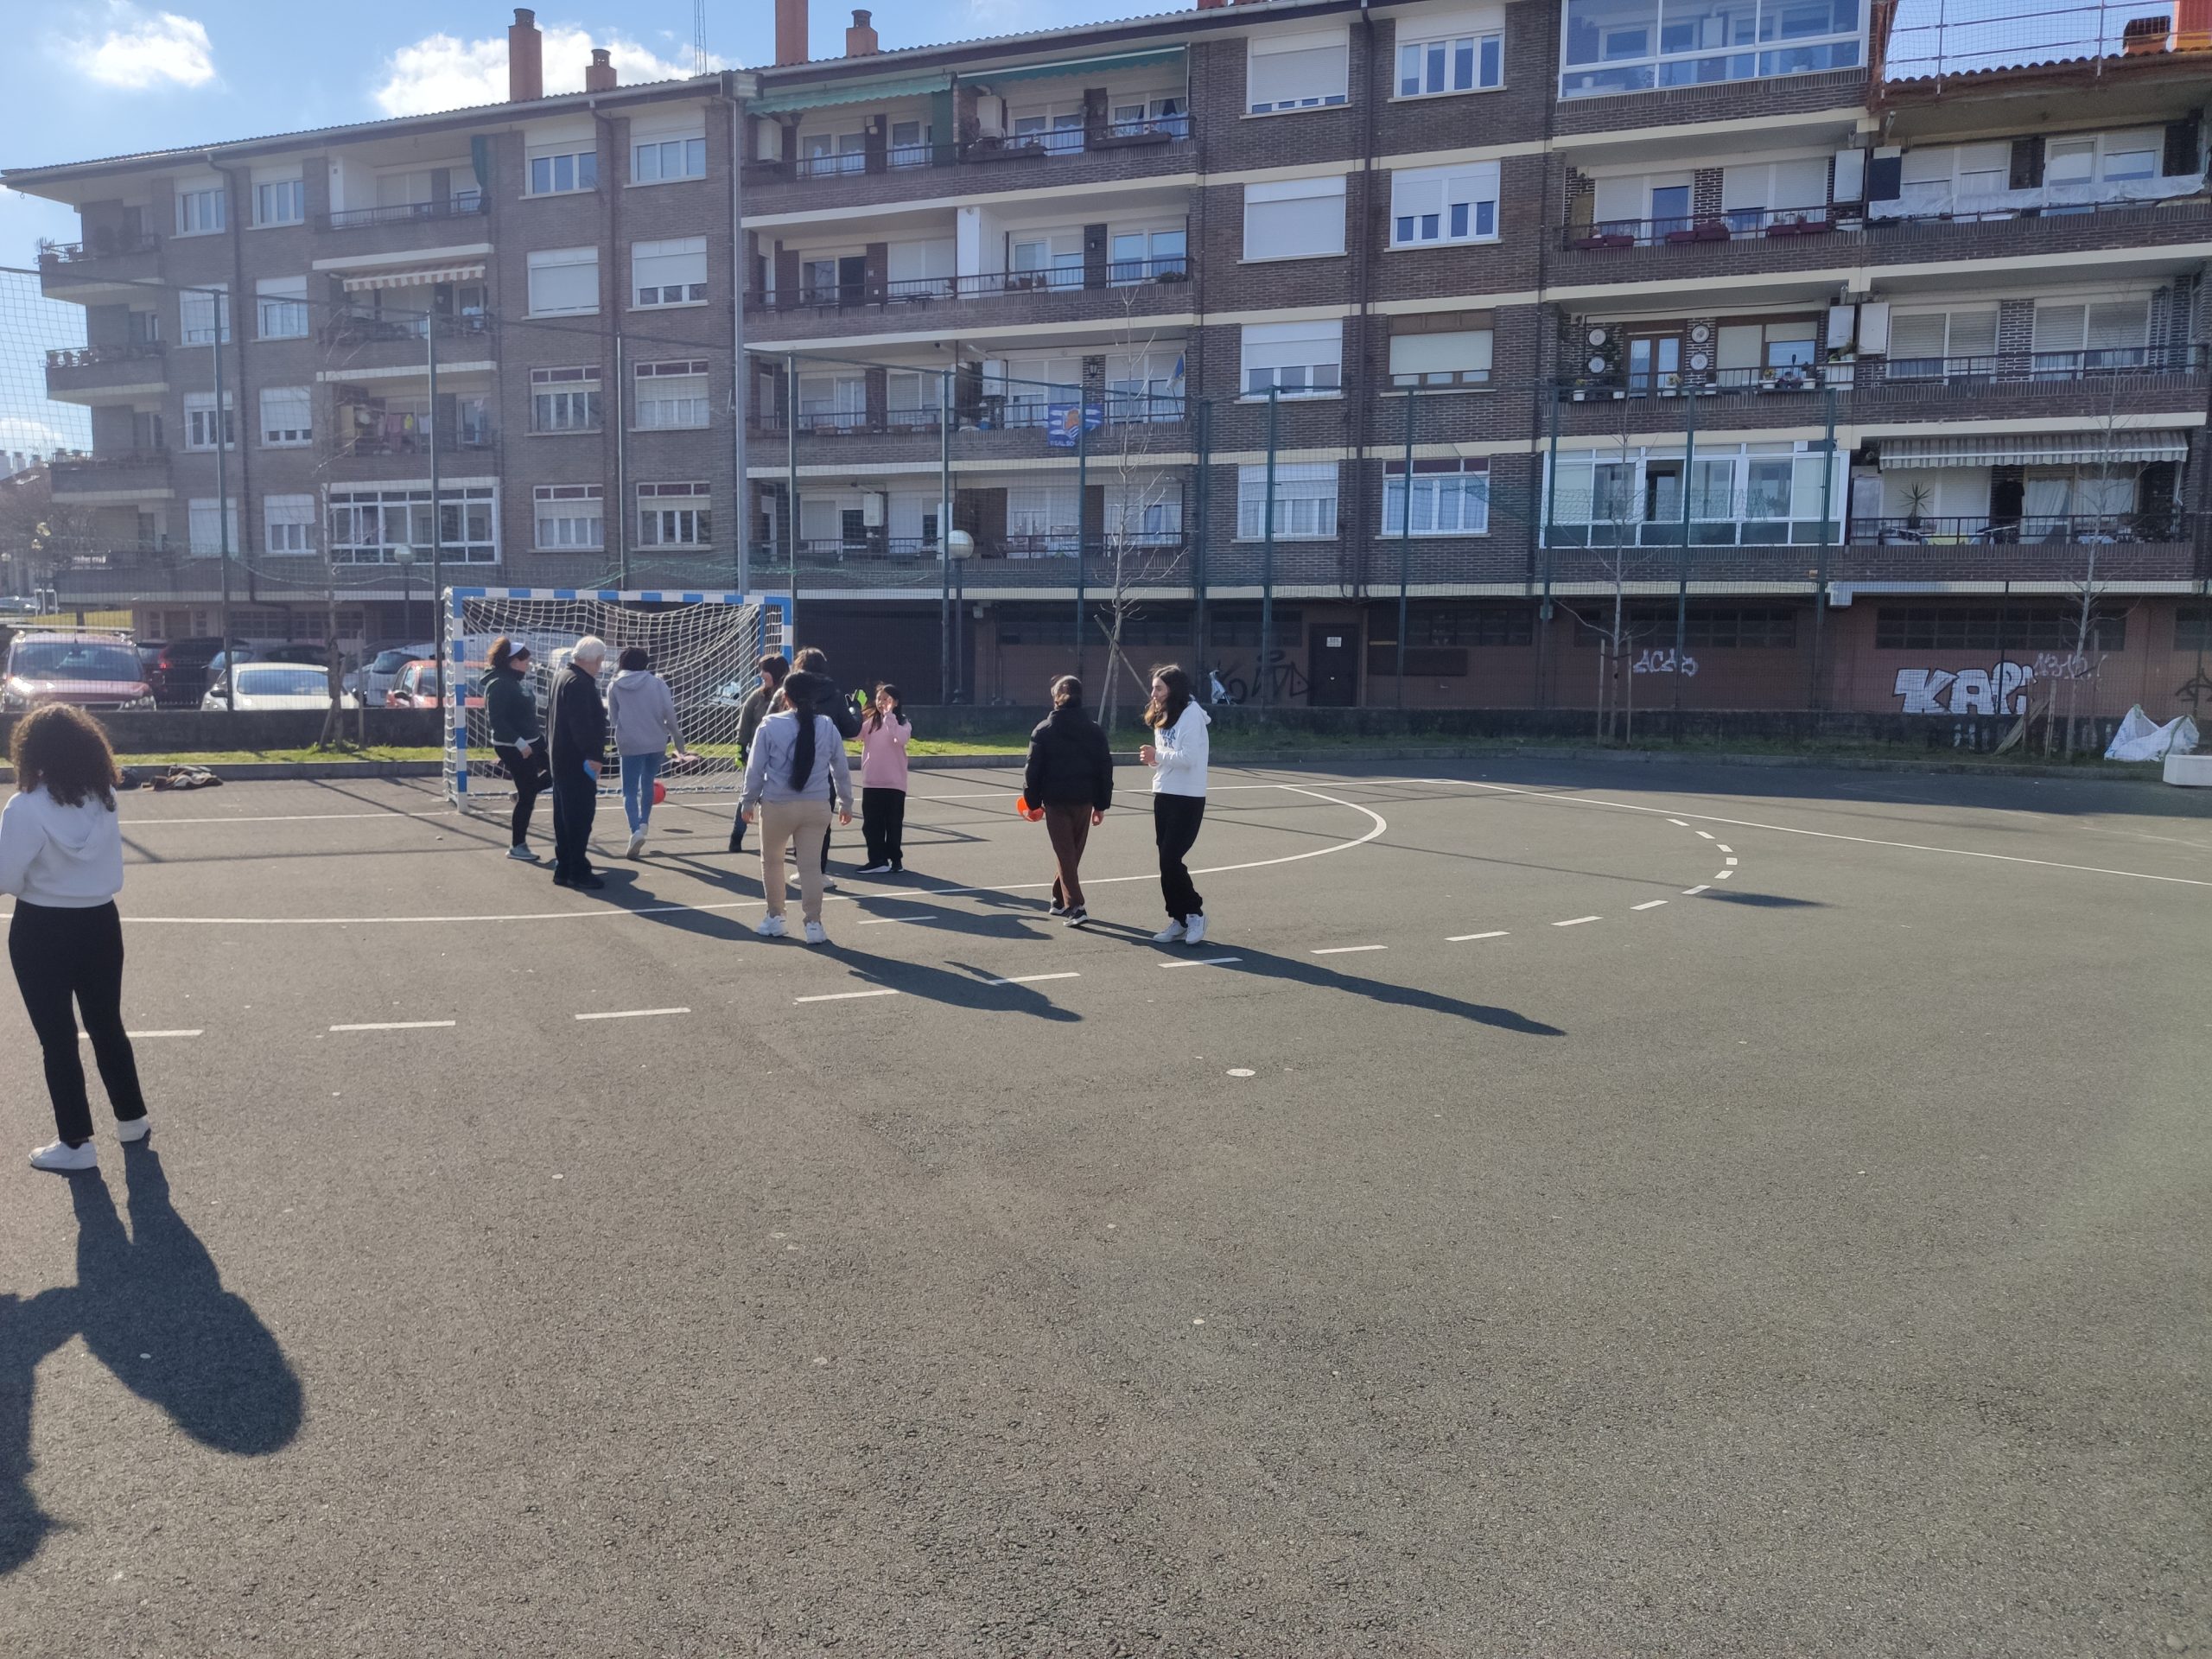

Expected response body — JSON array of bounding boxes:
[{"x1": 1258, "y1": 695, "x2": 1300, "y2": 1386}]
[
  {"x1": 1696, "y1": 830, "x2": 1715, "y2": 840},
  {"x1": 1632, "y1": 899, "x2": 1668, "y2": 911},
  {"x1": 1667, "y1": 819, "x2": 1690, "y2": 827},
  {"x1": 794, "y1": 988, "x2": 899, "y2": 1004},
  {"x1": 1447, "y1": 931, "x2": 1509, "y2": 942},
  {"x1": 329, "y1": 1020, "x2": 455, "y2": 1032},
  {"x1": 1717, "y1": 844, "x2": 1732, "y2": 854},
  {"x1": 124, "y1": 809, "x2": 461, "y2": 826},
  {"x1": 1311, "y1": 944, "x2": 1387, "y2": 955},
  {"x1": 1683, "y1": 884, "x2": 1711, "y2": 894},
  {"x1": 857, "y1": 915, "x2": 934, "y2": 925},
  {"x1": 983, "y1": 971, "x2": 1082, "y2": 987},
  {"x1": 1725, "y1": 856, "x2": 1739, "y2": 866},
  {"x1": 574, "y1": 1007, "x2": 690, "y2": 1021},
  {"x1": 1160, "y1": 957, "x2": 1242, "y2": 969},
  {"x1": 1554, "y1": 915, "x2": 1600, "y2": 927},
  {"x1": 1714, "y1": 869, "x2": 1734, "y2": 880},
  {"x1": 79, "y1": 1028, "x2": 201, "y2": 1039}
]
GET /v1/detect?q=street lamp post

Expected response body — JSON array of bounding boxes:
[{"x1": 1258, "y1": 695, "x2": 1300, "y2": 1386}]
[
  {"x1": 947, "y1": 529, "x2": 975, "y2": 703},
  {"x1": 394, "y1": 543, "x2": 416, "y2": 651}
]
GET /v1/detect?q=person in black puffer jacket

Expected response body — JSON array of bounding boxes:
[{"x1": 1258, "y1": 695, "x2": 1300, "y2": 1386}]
[
  {"x1": 481, "y1": 638, "x2": 549, "y2": 861},
  {"x1": 1022, "y1": 675, "x2": 1114, "y2": 926},
  {"x1": 792, "y1": 646, "x2": 861, "y2": 885}
]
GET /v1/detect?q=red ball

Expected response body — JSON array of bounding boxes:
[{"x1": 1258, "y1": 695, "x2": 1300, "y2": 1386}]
[{"x1": 652, "y1": 779, "x2": 667, "y2": 805}]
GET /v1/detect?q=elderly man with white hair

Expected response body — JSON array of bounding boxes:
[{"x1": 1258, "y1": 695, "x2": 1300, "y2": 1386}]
[{"x1": 547, "y1": 636, "x2": 610, "y2": 890}]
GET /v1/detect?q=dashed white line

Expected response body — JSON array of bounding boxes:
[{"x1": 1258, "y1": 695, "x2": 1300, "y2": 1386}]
[
  {"x1": 1683, "y1": 885, "x2": 1711, "y2": 895},
  {"x1": 1311, "y1": 944, "x2": 1387, "y2": 956},
  {"x1": 1446, "y1": 930, "x2": 1510, "y2": 942},
  {"x1": 1696, "y1": 831, "x2": 1716, "y2": 841},
  {"x1": 983, "y1": 971, "x2": 1083, "y2": 987},
  {"x1": 1716, "y1": 844, "x2": 1732, "y2": 854},
  {"x1": 1725, "y1": 856, "x2": 1739, "y2": 867},
  {"x1": 574, "y1": 1007, "x2": 690, "y2": 1021},
  {"x1": 1631, "y1": 899, "x2": 1669, "y2": 912},
  {"x1": 793, "y1": 988, "x2": 900, "y2": 1004},
  {"x1": 1160, "y1": 957, "x2": 1243, "y2": 969},
  {"x1": 1667, "y1": 819, "x2": 1690, "y2": 828},
  {"x1": 329, "y1": 1020, "x2": 456, "y2": 1033},
  {"x1": 1554, "y1": 915, "x2": 1601, "y2": 928},
  {"x1": 1713, "y1": 869, "x2": 1734, "y2": 880},
  {"x1": 81, "y1": 1028, "x2": 202, "y2": 1039},
  {"x1": 857, "y1": 915, "x2": 934, "y2": 925}
]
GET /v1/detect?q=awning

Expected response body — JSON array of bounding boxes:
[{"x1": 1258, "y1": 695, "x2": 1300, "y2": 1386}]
[
  {"x1": 748, "y1": 71, "x2": 953, "y2": 116},
  {"x1": 1878, "y1": 430, "x2": 2192, "y2": 468},
  {"x1": 967, "y1": 48, "x2": 1185, "y2": 89},
  {"x1": 342, "y1": 263, "x2": 486, "y2": 293}
]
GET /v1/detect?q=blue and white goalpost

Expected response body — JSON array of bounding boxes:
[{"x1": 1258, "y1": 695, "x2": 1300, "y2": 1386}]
[{"x1": 442, "y1": 586, "x2": 791, "y2": 808}]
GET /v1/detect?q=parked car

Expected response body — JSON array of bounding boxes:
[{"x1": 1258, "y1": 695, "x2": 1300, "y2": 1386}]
[
  {"x1": 360, "y1": 642, "x2": 436, "y2": 708},
  {"x1": 147, "y1": 636, "x2": 248, "y2": 707},
  {"x1": 1, "y1": 630, "x2": 156, "y2": 713},
  {"x1": 0, "y1": 596, "x2": 42, "y2": 616},
  {"x1": 386, "y1": 659, "x2": 481, "y2": 710},
  {"x1": 203, "y1": 662, "x2": 359, "y2": 712}
]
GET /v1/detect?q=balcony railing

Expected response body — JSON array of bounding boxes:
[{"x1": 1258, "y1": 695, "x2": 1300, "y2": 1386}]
[
  {"x1": 1559, "y1": 363, "x2": 1835, "y2": 399},
  {"x1": 320, "y1": 310, "x2": 496, "y2": 348},
  {"x1": 1564, "y1": 207, "x2": 1840, "y2": 251},
  {"x1": 339, "y1": 424, "x2": 496, "y2": 458},
  {"x1": 46, "y1": 341, "x2": 166, "y2": 371},
  {"x1": 37, "y1": 233, "x2": 161, "y2": 264},
  {"x1": 1563, "y1": 193, "x2": 2212, "y2": 252},
  {"x1": 1558, "y1": 345, "x2": 2210, "y2": 402},
  {"x1": 1851, "y1": 512, "x2": 2183, "y2": 545},
  {"x1": 754, "y1": 256, "x2": 1189, "y2": 314},
  {"x1": 320, "y1": 194, "x2": 486, "y2": 231},
  {"x1": 753, "y1": 116, "x2": 1191, "y2": 183}
]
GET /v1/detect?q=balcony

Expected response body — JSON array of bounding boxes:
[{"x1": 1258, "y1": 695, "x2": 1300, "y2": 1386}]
[
  {"x1": 36, "y1": 233, "x2": 161, "y2": 301},
  {"x1": 44, "y1": 341, "x2": 167, "y2": 402},
  {"x1": 335, "y1": 423, "x2": 498, "y2": 463},
  {"x1": 747, "y1": 116, "x2": 1191, "y2": 185},
  {"x1": 48, "y1": 450, "x2": 171, "y2": 501},
  {"x1": 747, "y1": 258, "x2": 1192, "y2": 341},
  {"x1": 741, "y1": 117, "x2": 1195, "y2": 215},
  {"x1": 755, "y1": 535, "x2": 1193, "y2": 593},
  {"x1": 319, "y1": 309, "x2": 497, "y2": 374},
  {"x1": 319, "y1": 194, "x2": 486, "y2": 232}
]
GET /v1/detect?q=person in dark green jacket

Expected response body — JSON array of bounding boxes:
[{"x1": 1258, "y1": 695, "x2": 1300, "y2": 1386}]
[
  {"x1": 728, "y1": 652, "x2": 790, "y2": 854},
  {"x1": 482, "y1": 638, "x2": 549, "y2": 861}
]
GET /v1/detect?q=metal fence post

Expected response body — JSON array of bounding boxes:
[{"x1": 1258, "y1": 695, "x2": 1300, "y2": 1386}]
[
  {"x1": 1260, "y1": 385, "x2": 1279, "y2": 709},
  {"x1": 1675, "y1": 389, "x2": 1696, "y2": 727},
  {"x1": 209, "y1": 284, "x2": 235, "y2": 710},
  {"x1": 1810, "y1": 384, "x2": 1839, "y2": 717},
  {"x1": 1192, "y1": 397, "x2": 1211, "y2": 668},
  {"x1": 785, "y1": 352, "x2": 799, "y2": 648},
  {"x1": 939, "y1": 366, "x2": 953, "y2": 705},
  {"x1": 1398, "y1": 384, "x2": 1414, "y2": 707}
]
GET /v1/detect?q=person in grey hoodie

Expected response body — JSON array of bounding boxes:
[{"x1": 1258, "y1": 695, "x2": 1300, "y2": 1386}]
[
  {"x1": 737, "y1": 670, "x2": 853, "y2": 944},
  {"x1": 0, "y1": 706, "x2": 149, "y2": 1173},
  {"x1": 606, "y1": 646, "x2": 693, "y2": 859}
]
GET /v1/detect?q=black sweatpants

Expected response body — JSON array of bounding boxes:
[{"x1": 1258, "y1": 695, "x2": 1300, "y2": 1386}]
[
  {"x1": 10, "y1": 899, "x2": 146, "y2": 1147},
  {"x1": 550, "y1": 763, "x2": 598, "y2": 882},
  {"x1": 861, "y1": 787, "x2": 907, "y2": 868},
  {"x1": 495, "y1": 742, "x2": 550, "y2": 847},
  {"x1": 1153, "y1": 793, "x2": 1206, "y2": 922}
]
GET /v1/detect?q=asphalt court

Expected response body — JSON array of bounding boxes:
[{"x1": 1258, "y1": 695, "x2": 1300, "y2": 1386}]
[{"x1": 2, "y1": 760, "x2": 2208, "y2": 1656}]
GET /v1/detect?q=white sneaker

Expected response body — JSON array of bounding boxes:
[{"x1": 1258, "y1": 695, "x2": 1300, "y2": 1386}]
[
  {"x1": 116, "y1": 1116, "x2": 151, "y2": 1144},
  {"x1": 29, "y1": 1140, "x2": 97, "y2": 1173},
  {"x1": 1152, "y1": 920, "x2": 1187, "y2": 944},
  {"x1": 803, "y1": 921, "x2": 828, "y2": 945},
  {"x1": 1184, "y1": 914, "x2": 1208, "y2": 945},
  {"x1": 754, "y1": 913, "x2": 787, "y2": 938},
  {"x1": 505, "y1": 844, "x2": 538, "y2": 861},
  {"x1": 1064, "y1": 907, "x2": 1090, "y2": 928},
  {"x1": 626, "y1": 830, "x2": 646, "y2": 860},
  {"x1": 820, "y1": 877, "x2": 840, "y2": 893}
]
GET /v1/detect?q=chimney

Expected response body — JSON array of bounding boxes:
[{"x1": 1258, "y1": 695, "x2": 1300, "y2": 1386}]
[
  {"x1": 846, "y1": 9, "x2": 880, "y2": 55},
  {"x1": 584, "y1": 47, "x2": 617, "y2": 91},
  {"x1": 776, "y1": 0, "x2": 810, "y2": 65},
  {"x1": 508, "y1": 8, "x2": 543, "y2": 102}
]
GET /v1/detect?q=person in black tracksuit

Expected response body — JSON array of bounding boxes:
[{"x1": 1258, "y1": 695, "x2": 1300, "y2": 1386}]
[
  {"x1": 1022, "y1": 675, "x2": 1114, "y2": 926},
  {"x1": 791, "y1": 647, "x2": 861, "y2": 884},
  {"x1": 482, "y1": 637, "x2": 549, "y2": 860},
  {"x1": 547, "y1": 639, "x2": 610, "y2": 890}
]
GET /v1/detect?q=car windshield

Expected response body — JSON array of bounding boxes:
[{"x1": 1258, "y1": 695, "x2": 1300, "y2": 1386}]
[
  {"x1": 372, "y1": 650, "x2": 411, "y2": 672},
  {"x1": 11, "y1": 642, "x2": 141, "y2": 682},
  {"x1": 236, "y1": 665, "x2": 329, "y2": 697}
]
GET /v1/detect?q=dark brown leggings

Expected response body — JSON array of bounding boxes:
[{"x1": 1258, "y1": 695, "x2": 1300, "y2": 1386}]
[{"x1": 1044, "y1": 803, "x2": 1092, "y2": 911}]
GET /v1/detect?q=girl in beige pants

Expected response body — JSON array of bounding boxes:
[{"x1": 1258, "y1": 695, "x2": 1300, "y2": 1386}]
[{"x1": 757, "y1": 798, "x2": 834, "y2": 926}]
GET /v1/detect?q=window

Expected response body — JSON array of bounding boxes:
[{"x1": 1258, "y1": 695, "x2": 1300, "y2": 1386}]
[
  {"x1": 633, "y1": 236, "x2": 708, "y2": 308},
  {"x1": 1241, "y1": 321, "x2": 1343, "y2": 397},
  {"x1": 632, "y1": 135, "x2": 707, "y2": 183},
  {"x1": 263, "y1": 494, "x2": 315, "y2": 555},
  {"x1": 259, "y1": 387, "x2": 311, "y2": 447},
  {"x1": 1398, "y1": 16, "x2": 1504, "y2": 95},
  {"x1": 184, "y1": 392, "x2": 235, "y2": 451},
  {"x1": 887, "y1": 368, "x2": 938, "y2": 425},
  {"x1": 326, "y1": 486, "x2": 499, "y2": 565},
  {"x1": 2032, "y1": 299, "x2": 2151, "y2": 371},
  {"x1": 995, "y1": 355, "x2": 1082, "y2": 424},
  {"x1": 256, "y1": 276, "x2": 309, "y2": 340},
  {"x1": 1884, "y1": 307, "x2": 1999, "y2": 378},
  {"x1": 1011, "y1": 106, "x2": 1087, "y2": 156},
  {"x1": 638, "y1": 481, "x2": 711, "y2": 546},
  {"x1": 1720, "y1": 157, "x2": 1830, "y2": 229},
  {"x1": 175, "y1": 183, "x2": 226, "y2": 236},
  {"x1": 798, "y1": 372, "x2": 868, "y2": 430},
  {"x1": 1243, "y1": 175, "x2": 1347, "y2": 260},
  {"x1": 635, "y1": 359, "x2": 711, "y2": 429},
  {"x1": 1715, "y1": 318, "x2": 1822, "y2": 383},
  {"x1": 527, "y1": 248, "x2": 600, "y2": 316},
  {"x1": 2045, "y1": 130, "x2": 2164, "y2": 188},
  {"x1": 180, "y1": 284, "x2": 229, "y2": 346},
  {"x1": 1384, "y1": 460, "x2": 1491, "y2": 534},
  {"x1": 129, "y1": 309, "x2": 162, "y2": 346},
  {"x1": 1390, "y1": 162, "x2": 1501, "y2": 246},
  {"x1": 1875, "y1": 606, "x2": 2125, "y2": 652},
  {"x1": 1010, "y1": 232, "x2": 1085, "y2": 290},
  {"x1": 1559, "y1": 0, "x2": 1863, "y2": 99},
  {"x1": 889, "y1": 118, "x2": 934, "y2": 166},
  {"x1": 1574, "y1": 604, "x2": 1798, "y2": 645},
  {"x1": 1236, "y1": 462, "x2": 1338, "y2": 539},
  {"x1": 1104, "y1": 350, "x2": 1181, "y2": 421},
  {"x1": 2178, "y1": 605, "x2": 2212, "y2": 652},
  {"x1": 802, "y1": 131, "x2": 867, "y2": 175},
  {"x1": 253, "y1": 178, "x2": 304, "y2": 226},
  {"x1": 1109, "y1": 225, "x2": 1187, "y2": 284},
  {"x1": 534, "y1": 486, "x2": 604, "y2": 550},
  {"x1": 1389, "y1": 323, "x2": 1494, "y2": 387},
  {"x1": 1898, "y1": 142, "x2": 2009, "y2": 210},
  {"x1": 1548, "y1": 442, "x2": 1840, "y2": 546},
  {"x1": 1247, "y1": 28, "x2": 1351, "y2": 112},
  {"x1": 1109, "y1": 96, "x2": 1188, "y2": 138},
  {"x1": 531, "y1": 366, "x2": 602, "y2": 433},
  {"x1": 528, "y1": 145, "x2": 598, "y2": 195},
  {"x1": 1591, "y1": 172, "x2": 1694, "y2": 234},
  {"x1": 188, "y1": 497, "x2": 239, "y2": 556}
]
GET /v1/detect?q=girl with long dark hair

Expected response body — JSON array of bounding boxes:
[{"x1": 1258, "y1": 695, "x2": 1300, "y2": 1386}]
[
  {"x1": 481, "y1": 636, "x2": 549, "y2": 860},
  {"x1": 737, "y1": 670, "x2": 854, "y2": 944},
  {"x1": 855, "y1": 682, "x2": 912, "y2": 875},
  {"x1": 1139, "y1": 664, "x2": 1212, "y2": 944},
  {"x1": 0, "y1": 706, "x2": 149, "y2": 1171},
  {"x1": 1022, "y1": 674, "x2": 1113, "y2": 926}
]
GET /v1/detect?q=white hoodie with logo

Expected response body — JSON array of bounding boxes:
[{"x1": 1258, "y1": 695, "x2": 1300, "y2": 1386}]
[
  {"x1": 0, "y1": 785, "x2": 125, "y2": 908},
  {"x1": 1150, "y1": 702, "x2": 1211, "y2": 798}
]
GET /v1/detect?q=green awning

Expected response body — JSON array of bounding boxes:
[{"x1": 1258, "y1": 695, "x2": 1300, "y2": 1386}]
[
  {"x1": 968, "y1": 48, "x2": 1185, "y2": 89},
  {"x1": 748, "y1": 71, "x2": 953, "y2": 116}
]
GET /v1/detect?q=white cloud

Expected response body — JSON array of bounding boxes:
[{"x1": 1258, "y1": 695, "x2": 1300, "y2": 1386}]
[
  {"x1": 63, "y1": 6, "x2": 216, "y2": 91},
  {"x1": 372, "y1": 24, "x2": 721, "y2": 118}
]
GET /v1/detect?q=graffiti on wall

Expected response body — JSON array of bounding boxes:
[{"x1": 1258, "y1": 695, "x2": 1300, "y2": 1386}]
[
  {"x1": 1891, "y1": 661, "x2": 2036, "y2": 715},
  {"x1": 1211, "y1": 650, "x2": 1307, "y2": 705},
  {"x1": 1631, "y1": 648, "x2": 1699, "y2": 677}
]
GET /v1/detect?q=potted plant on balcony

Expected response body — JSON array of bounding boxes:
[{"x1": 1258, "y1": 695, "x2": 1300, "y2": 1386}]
[{"x1": 1900, "y1": 482, "x2": 1934, "y2": 540}]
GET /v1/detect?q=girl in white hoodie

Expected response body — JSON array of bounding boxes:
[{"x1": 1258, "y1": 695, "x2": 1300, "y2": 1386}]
[
  {"x1": 1139, "y1": 664, "x2": 1212, "y2": 945},
  {"x1": 0, "y1": 706, "x2": 148, "y2": 1172}
]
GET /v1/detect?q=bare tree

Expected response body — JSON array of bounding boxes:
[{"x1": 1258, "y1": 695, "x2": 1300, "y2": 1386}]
[
  {"x1": 2044, "y1": 390, "x2": 2148, "y2": 758},
  {"x1": 1090, "y1": 285, "x2": 1187, "y2": 735},
  {"x1": 1554, "y1": 385, "x2": 1666, "y2": 742}
]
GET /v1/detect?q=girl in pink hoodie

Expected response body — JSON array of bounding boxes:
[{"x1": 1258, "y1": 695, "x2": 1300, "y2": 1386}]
[{"x1": 856, "y1": 683, "x2": 912, "y2": 874}]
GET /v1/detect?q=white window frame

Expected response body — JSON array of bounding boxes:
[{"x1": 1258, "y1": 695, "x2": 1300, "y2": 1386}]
[
  {"x1": 637, "y1": 481, "x2": 712, "y2": 548},
  {"x1": 1389, "y1": 326, "x2": 1494, "y2": 388},
  {"x1": 1545, "y1": 442, "x2": 1843, "y2": 547},
  {"x1": 1395, "y1": 15, "x2": 1504, "y2": 99},
  {"x1": 1389, "y1": 162, "x2": 1502, "y2": 248},
  {"x1": 531, "y1": 365, "x2": 603, "y2": 434},
  {"x1": 631, "y1": 134, "x2": 707, "y2": 185},
  {"x1": 1236, "y1": 461, "x2": 1339, "y2": 541},
  {"x1": 1556, "y1": 0, "x2": 1866, "y2": 100},
  {"x1": 325, "y1": 485, "x2": 500, "y2": 566},
  {"x1": 526, "y1": 248, "x2": 600, "y2": 318},
  {"x1": 256, "y1": 276, "x2": 310, "y2": 340},
  {"x1": 1883, "y1": 307, "x2": 1999, "y2": 377},
  {"x1": 1241, "y1": 321, "x2": 1343, "y2": 399},
  {"x1": 1247, "y1": 28, "x2": 1351, "y2": 115},
  {"x1": 1383, "y1": 461, "x2": 1491, "y2": 535},
  {"x1": 634, "y1": 359, "x2": 712, "y2": 431},
  {"x1": 184, "y1": 392, "x2": 235, "y2": 452},
  {"x1": 259, "y1": 386, "x2": 312, "y2": 448},
  {"x1": 263, "y1": 493, "x2": 315, "y2": 555},
  {"x1": 252, "y1": 177, "x2": 305, "y2": 228},
  {"x1": 2044, "y1": 129, "x2": 2164, "y2": 188},
  {"x1": 533, "y1": 485, "x2": 605, "y2": 550},
  {"x1": 180, "y1": 283, "x2": 230, "y2": 346},
  {"x1": 527, "y1": 145, "x2": 599, "y2": 197},
  {"x1": 1898, "y1": 142, "x2": 2010, "y2": 208},
  {"x1": 1243, "y1": 175, "x2": 1348, "y2": 262},
  {"x1": 1011, "y1": 105, "x2": 1088, "y2": 157},
  {"x1": 632, "y1": 236, "x2": 709, "y2": 309},
  {"x1": 175, "y1": 181, "x2": 226, "y2": 237},
  {"x1": 2031, "y1": 297, "x2": 2152, "y2": 370},
  {"x1": 187, "y1": 497, "x2": 240, "y2": 556}
]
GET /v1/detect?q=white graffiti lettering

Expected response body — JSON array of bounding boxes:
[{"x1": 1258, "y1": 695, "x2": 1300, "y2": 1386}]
[
  {"x1": 1631, "y1": 648, "x2": 1699, "y2": 677},
  {"x1": 1892, "y1": 661, "x2": 2036, "y2": 716}
]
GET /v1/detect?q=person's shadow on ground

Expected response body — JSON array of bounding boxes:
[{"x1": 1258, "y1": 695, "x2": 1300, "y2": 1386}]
[
  {"x1": 0, "y1": 1144, "x2": 302, "y2": 1576},
  {"x1": 1160, "y1": 940, "x2": 1567, "y2": 1037}
]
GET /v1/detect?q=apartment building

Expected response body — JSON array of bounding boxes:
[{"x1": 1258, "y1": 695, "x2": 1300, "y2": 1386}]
[
  {"x1": 7, "y1": 10, "x2": 745, "y2": 651},
  {"x1": 741, "y1": 0, "x2": 2212, "y2": 717}
]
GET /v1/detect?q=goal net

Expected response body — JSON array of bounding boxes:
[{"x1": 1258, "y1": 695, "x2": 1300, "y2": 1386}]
[{"x1": 442, "y1": 587, "x2": 787, "y2": 806}]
